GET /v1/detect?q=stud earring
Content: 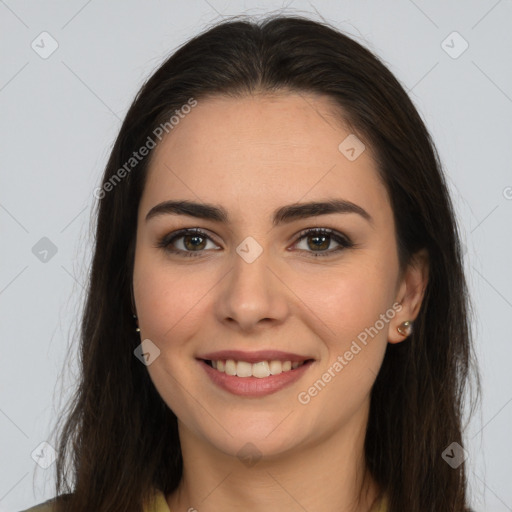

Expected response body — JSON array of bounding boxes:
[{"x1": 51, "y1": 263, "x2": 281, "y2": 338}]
[
  {"x1": 133, "y1": 314, "x2": 141, "y2": 333},
  {"x1": 397, "y1": 320, "x2": 413, "y2": 337}
]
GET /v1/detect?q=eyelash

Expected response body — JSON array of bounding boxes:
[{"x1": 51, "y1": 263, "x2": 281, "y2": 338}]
[{"x1": 155, "y1": 227, "x2": 354, "y2": 258}]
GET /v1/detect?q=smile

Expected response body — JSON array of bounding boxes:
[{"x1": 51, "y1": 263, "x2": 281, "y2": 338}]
[
  {"x1": 204, "y1": 359, "x2": 308, "y2": 378},
  {"x1": 198, "y1": 354, "x2": 315, "y2": 397}
]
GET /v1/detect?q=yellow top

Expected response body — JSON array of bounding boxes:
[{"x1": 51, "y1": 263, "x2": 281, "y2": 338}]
[
  {"x1": 18, "y1": 489, "x2": 169, "y2": 512},
  {"x1": 20, "y1": 488, "x2": 388, "y2": 511},
  {"x1": 372, "y1": 494, "x2": 389, "y2": 512}
]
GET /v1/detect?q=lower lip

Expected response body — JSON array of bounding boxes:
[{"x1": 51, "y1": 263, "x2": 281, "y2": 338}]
[{"x1": 199, "y1": 360, "x2": 314, "y2": 397}]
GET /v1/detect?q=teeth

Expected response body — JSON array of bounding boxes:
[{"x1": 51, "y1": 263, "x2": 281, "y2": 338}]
[
  {"x1": 252, "y1": 361, "x2": 270, "y2": 378},
  {"x1": 225, "y1": 359, "x2": 237, "y2": 376},
  {"x1": 269, "y1": 360, "x2": 282, "y2": 375},
  {"x1": 236, "y1": 361, "x2": 252, "y2": 377},
  {"x1": 210, "y1": 359, "x2": 306, "y2": 377}
]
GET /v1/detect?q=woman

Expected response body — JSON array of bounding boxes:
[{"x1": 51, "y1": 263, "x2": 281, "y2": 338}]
[{"x1": 22, "y1": 14, "x2": 478, "y2": 512}]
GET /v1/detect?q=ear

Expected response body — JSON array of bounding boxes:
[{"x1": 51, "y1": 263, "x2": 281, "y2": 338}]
[{"x1": 388, "y1": 248, "x2": 429, "y2": 344}]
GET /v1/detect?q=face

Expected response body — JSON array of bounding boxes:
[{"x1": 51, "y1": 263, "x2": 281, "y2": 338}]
[{"x1": 132, "y1": 92, "x2": 422, "y2": 460}]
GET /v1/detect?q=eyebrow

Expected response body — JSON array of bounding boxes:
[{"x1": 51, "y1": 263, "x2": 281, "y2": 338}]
[{"x1": 145, "y1": 199, "x2": 373, "y2": 226}]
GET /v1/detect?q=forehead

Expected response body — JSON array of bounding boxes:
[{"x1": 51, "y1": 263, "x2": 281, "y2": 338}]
[{"x1": 141, "y1": 93, "x2": 391, "y2": 225}]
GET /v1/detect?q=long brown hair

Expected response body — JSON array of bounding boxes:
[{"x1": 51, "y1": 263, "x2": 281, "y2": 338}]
[{"x1": 50, "y1": 14, "x2": 479, "y2": 511}]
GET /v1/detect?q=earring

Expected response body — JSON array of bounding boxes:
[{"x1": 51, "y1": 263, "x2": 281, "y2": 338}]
[
  {"x1": 397, "y1": 320, "x2": 412, "y2": 336},
  {"x1": 133, "y1": 314, "x2": 141, "y2": 333}
]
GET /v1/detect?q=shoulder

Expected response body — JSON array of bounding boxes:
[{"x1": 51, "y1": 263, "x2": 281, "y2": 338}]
[
  {"x1": 18, "y1": 498, "x2": 57, "y2": 512},
  {"x1": 18, "y1": 494, "x2": 72, "y2": 512},
  {"x1": 18, "y1": 490, "x2": 169, "y2": 512},
  {"x1": 371, "y1": 494, "x2": 388, "y2": 512}
]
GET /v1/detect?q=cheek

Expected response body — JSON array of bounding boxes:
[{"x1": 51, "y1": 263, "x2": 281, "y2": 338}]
[
  {"x1": 293, "y1": 265, "x2": 395, "y2": 416},
  {"x1": 295, "y1": 260, "x2": 396, "y2": 341},
  {"x1": 133, "y1": 254, "x2": 210, "y2": 417},
  {"x1": 133, "y1": 251, "x2": 210, "y2": 343}
]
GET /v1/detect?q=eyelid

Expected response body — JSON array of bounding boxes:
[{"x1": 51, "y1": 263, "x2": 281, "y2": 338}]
[
  {"x1": 292, "y1": 227, "x2": 354, "y2": 257},
  {"x1": 155, "y1": 227, "x2": 220, "y2": 252},
  {"x1": 294, "y1": 227, "x2": 352, "y2": 245}
]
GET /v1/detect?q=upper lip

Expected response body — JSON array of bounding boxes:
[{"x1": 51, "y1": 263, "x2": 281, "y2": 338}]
[{"x1": 198, "y1": 350, "x2": 314, "y2": 364}]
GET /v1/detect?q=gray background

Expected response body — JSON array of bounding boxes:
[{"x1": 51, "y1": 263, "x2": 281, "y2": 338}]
[{"x1": 1, "y1": 1, "x2": 511, "y2": 510}]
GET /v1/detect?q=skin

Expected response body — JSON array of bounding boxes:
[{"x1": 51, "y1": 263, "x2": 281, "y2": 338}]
[{"x1": 132, "y1": 92, "x2": 429, "y2": 512}]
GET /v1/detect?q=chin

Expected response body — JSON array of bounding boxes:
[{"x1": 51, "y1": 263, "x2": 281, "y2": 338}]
[{"x1": 182, "y1": 411, "x2": 312, "y2": 461}]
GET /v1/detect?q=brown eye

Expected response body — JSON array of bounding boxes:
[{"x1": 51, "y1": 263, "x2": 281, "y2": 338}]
[
  {"x1": 156, "y1": 228, "x2": 219, "y2": 257},
  {"x1": 182, "y1": 234, "x2": 207, "y2": 251},
  {"x1": 293, "y1": 228, "x2": 354, "y2": 257}
]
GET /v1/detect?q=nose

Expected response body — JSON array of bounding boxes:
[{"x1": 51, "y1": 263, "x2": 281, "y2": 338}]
[{"x1": 215, "y1": 246, "x2": 290, "y2": 332}]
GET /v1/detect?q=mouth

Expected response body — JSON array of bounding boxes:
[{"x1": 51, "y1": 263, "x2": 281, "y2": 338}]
[
  {"x1": 197, "y1": 350, "x2": 315, "y2": 397},
  {"x1": 201, "y1": 358, "x2": 314, "y2": 378}
]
